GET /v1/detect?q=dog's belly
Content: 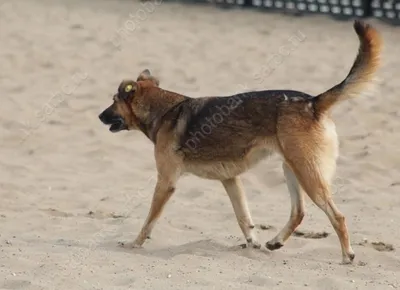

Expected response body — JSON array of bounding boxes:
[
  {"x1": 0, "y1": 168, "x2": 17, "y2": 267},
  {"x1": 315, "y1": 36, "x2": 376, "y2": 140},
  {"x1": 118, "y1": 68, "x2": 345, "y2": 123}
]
[{"x1": 183, "y1": 147, "x2": 274, "y2": 180}]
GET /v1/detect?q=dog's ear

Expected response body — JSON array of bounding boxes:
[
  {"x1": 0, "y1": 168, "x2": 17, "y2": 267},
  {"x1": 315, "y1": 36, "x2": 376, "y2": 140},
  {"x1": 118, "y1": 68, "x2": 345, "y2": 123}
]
[
  {"x1": 137, "y1": 69, "x2": 160, "y2": 87},
  {"x1": 137, "y1": 69, "x2": 151, "y2": 80}
]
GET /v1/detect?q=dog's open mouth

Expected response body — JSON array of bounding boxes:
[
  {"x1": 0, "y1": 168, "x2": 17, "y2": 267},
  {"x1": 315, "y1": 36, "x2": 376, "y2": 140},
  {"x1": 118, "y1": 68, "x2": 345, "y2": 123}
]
[{"x1": 109, "y1": 121, "x2": 127, "y2": 133}]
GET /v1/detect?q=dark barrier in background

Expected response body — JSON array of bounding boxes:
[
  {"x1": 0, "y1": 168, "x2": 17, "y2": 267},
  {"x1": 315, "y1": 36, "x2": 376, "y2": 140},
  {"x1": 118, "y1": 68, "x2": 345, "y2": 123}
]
[
  {"x1": 248, "y1": 0, "x2": 369, "y2": 21},
  {"x1": 173, "y1": 0, "x2": 400, "y2": 26},
  {"x1": 370, "y1": 0, "x2": 400, "y2": 25}
]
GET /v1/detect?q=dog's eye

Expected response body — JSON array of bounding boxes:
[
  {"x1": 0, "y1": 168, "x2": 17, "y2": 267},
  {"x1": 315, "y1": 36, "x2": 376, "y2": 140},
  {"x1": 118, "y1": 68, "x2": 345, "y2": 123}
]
[
  {"x1": 125, "y1": 84, "x2": 133, "y2": 93},
  {"x1": 117, "y1": 83, "x2": 135, "y2": 101}
]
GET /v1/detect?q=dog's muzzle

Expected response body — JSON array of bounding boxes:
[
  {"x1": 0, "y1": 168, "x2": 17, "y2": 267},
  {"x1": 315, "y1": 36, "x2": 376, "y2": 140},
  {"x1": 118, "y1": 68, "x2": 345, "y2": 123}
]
[{"x1": 98, "y1": 110, "x2": 127, "y2": 133}]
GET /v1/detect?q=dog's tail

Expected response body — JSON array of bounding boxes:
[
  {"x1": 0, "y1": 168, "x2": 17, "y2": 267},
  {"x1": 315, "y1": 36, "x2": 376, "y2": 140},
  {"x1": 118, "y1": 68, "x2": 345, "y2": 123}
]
[{"x1": 313, "y1": 20, "x2": 382, "y2": 115}]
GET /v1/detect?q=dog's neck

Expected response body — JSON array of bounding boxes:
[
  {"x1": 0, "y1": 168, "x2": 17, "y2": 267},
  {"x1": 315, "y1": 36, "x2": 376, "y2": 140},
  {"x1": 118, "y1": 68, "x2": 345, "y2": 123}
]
[{"x1": 135, "y1": 87, "x2": 188, "y2": 143}]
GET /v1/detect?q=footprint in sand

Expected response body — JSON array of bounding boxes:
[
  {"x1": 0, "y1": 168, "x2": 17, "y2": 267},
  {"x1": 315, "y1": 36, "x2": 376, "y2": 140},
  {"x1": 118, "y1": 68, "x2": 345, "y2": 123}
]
[
  {"x1": 292, "y1": 230, "x2": 330, "y2": 239},
  {"x1": 257, "y1": 224, "x2": 329, "y2": 239},
  {"x1": 371, "y1": 242, "x2": 395, "y2": 252},
  {"x1": 85, "y1": 210, "x2": 126, "y2": 219},
  {"x1": 358, "y1": 240, "x2": 395, "y2": 252},
  {"x1": 41, "y1": 208, "x2": 73, "y2": 218}
]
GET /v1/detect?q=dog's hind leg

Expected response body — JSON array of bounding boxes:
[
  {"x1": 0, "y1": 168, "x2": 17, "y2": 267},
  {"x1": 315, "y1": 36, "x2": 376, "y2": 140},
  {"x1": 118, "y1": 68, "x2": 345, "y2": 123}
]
[
  {"x1": 266, "y1": 162, "x2": 305, "y2": 250},
  {"x1": 288, "y1": 160, "x2": 354, "y2": 264},
  {"x1": 273, "y1": 119, "x2": 355, "y2": 264},
  {"x1": 221, "y1": 177, "x2": 260, "y2": 249}
]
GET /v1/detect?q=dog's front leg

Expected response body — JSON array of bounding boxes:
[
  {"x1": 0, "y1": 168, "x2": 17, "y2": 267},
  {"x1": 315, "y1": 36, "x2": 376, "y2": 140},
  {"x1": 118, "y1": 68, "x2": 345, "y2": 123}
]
[
  {"x1": 128, "y1": 177, "x2": 177, "y2": 248},
  {"x1": 221, "y1": 177, "x2": 260, "y2": 249}
]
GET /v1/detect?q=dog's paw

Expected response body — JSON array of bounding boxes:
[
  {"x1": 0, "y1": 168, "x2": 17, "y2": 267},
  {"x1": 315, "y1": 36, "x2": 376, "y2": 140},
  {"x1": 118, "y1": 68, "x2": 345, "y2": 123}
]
[
  {"x1": 118, "y1": 241, "x2": 143, "y2": 249},
  {"x1": 266, "y1": 240, "x2": 284, "y2": 251},
  {"x1": 240, "y1": 238, "x2": 262, "y2": 249},
  {"x1": 340, "y1": 252, "x2": 355, "y2": 265}
]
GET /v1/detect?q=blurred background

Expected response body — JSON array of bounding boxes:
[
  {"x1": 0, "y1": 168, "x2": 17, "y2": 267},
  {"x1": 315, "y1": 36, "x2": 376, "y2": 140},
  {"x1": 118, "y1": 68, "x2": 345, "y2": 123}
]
[{"x1": 1, "y1": 0, "x2": 399, "y2": 289}]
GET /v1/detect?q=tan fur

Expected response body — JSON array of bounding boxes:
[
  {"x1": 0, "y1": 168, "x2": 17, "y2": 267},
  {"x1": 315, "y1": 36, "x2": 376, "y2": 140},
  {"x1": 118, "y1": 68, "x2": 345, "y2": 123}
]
[
  {"x1": 98, "y1": 20, "x2": 382, "y2": 264},
  {"x1": 314, "y1": 20, "x2": 382, "y2": 114}
]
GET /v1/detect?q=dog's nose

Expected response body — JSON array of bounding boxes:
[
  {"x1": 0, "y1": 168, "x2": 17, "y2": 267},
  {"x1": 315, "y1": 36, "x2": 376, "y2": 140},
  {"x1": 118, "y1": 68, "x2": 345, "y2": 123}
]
[{"x1": 99, "y1": 112, "x2": 106, "y2": 123}]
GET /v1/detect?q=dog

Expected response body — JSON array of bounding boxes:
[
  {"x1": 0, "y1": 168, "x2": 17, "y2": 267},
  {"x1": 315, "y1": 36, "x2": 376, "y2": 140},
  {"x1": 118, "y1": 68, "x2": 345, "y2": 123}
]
[{"x1": 99, "y1": 20, "x2": 381, "y2": 264}]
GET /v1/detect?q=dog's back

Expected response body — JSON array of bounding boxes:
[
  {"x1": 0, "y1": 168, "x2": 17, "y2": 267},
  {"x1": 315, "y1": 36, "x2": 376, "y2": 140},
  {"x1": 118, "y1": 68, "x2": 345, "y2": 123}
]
[{"x1": 166, "y1": 90, "x2": 311, "y2": 161}]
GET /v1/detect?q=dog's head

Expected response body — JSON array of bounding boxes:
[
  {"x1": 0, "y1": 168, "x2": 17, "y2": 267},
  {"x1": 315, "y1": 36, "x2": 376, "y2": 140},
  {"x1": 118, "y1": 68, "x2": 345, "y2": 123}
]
[{"x1": 98, "y1": 69, "x2": 159, "y2": 133}]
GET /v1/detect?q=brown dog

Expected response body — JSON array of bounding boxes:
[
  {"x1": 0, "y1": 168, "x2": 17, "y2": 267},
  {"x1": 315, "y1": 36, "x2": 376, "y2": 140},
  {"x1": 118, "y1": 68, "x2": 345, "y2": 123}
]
[{"x1": 99, "y1": 20, "x2": 381, "y2": 264}]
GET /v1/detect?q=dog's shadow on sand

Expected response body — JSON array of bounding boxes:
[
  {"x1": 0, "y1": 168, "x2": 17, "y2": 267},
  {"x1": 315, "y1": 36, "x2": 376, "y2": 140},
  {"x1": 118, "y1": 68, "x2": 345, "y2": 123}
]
[{"x1": 102, "y1": 239, "x2": 271, "y2": 260}]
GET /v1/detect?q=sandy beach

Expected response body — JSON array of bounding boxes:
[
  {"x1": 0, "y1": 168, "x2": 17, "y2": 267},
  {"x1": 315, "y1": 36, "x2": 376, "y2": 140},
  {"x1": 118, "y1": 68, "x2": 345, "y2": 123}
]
[{"x1": 1, "y1": 0, "x2": 400, "y2": 289}]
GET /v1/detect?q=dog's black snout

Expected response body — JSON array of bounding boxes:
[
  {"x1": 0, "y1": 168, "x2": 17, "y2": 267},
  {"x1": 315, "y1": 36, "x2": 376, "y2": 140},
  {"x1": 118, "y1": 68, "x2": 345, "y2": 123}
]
[
  {"x1": 99, "y1": 107, "x2": 115, "y2": 125},
  {"x1": 99, "y1": 111, "x2": 107, "y2": 124}
]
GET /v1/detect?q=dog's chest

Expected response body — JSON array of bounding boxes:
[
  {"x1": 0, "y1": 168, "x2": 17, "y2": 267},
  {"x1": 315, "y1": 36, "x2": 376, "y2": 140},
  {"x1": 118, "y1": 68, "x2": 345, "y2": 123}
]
[{"x1": 183, "y1": 146, "x2": 273, "y2": 180}]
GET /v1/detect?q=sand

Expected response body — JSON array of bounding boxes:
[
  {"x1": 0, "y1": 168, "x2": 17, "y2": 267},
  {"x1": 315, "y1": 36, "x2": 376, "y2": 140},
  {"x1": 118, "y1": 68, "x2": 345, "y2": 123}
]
[{"x1": 1, "y1": 0, "x2": 400, "y2": 289}]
